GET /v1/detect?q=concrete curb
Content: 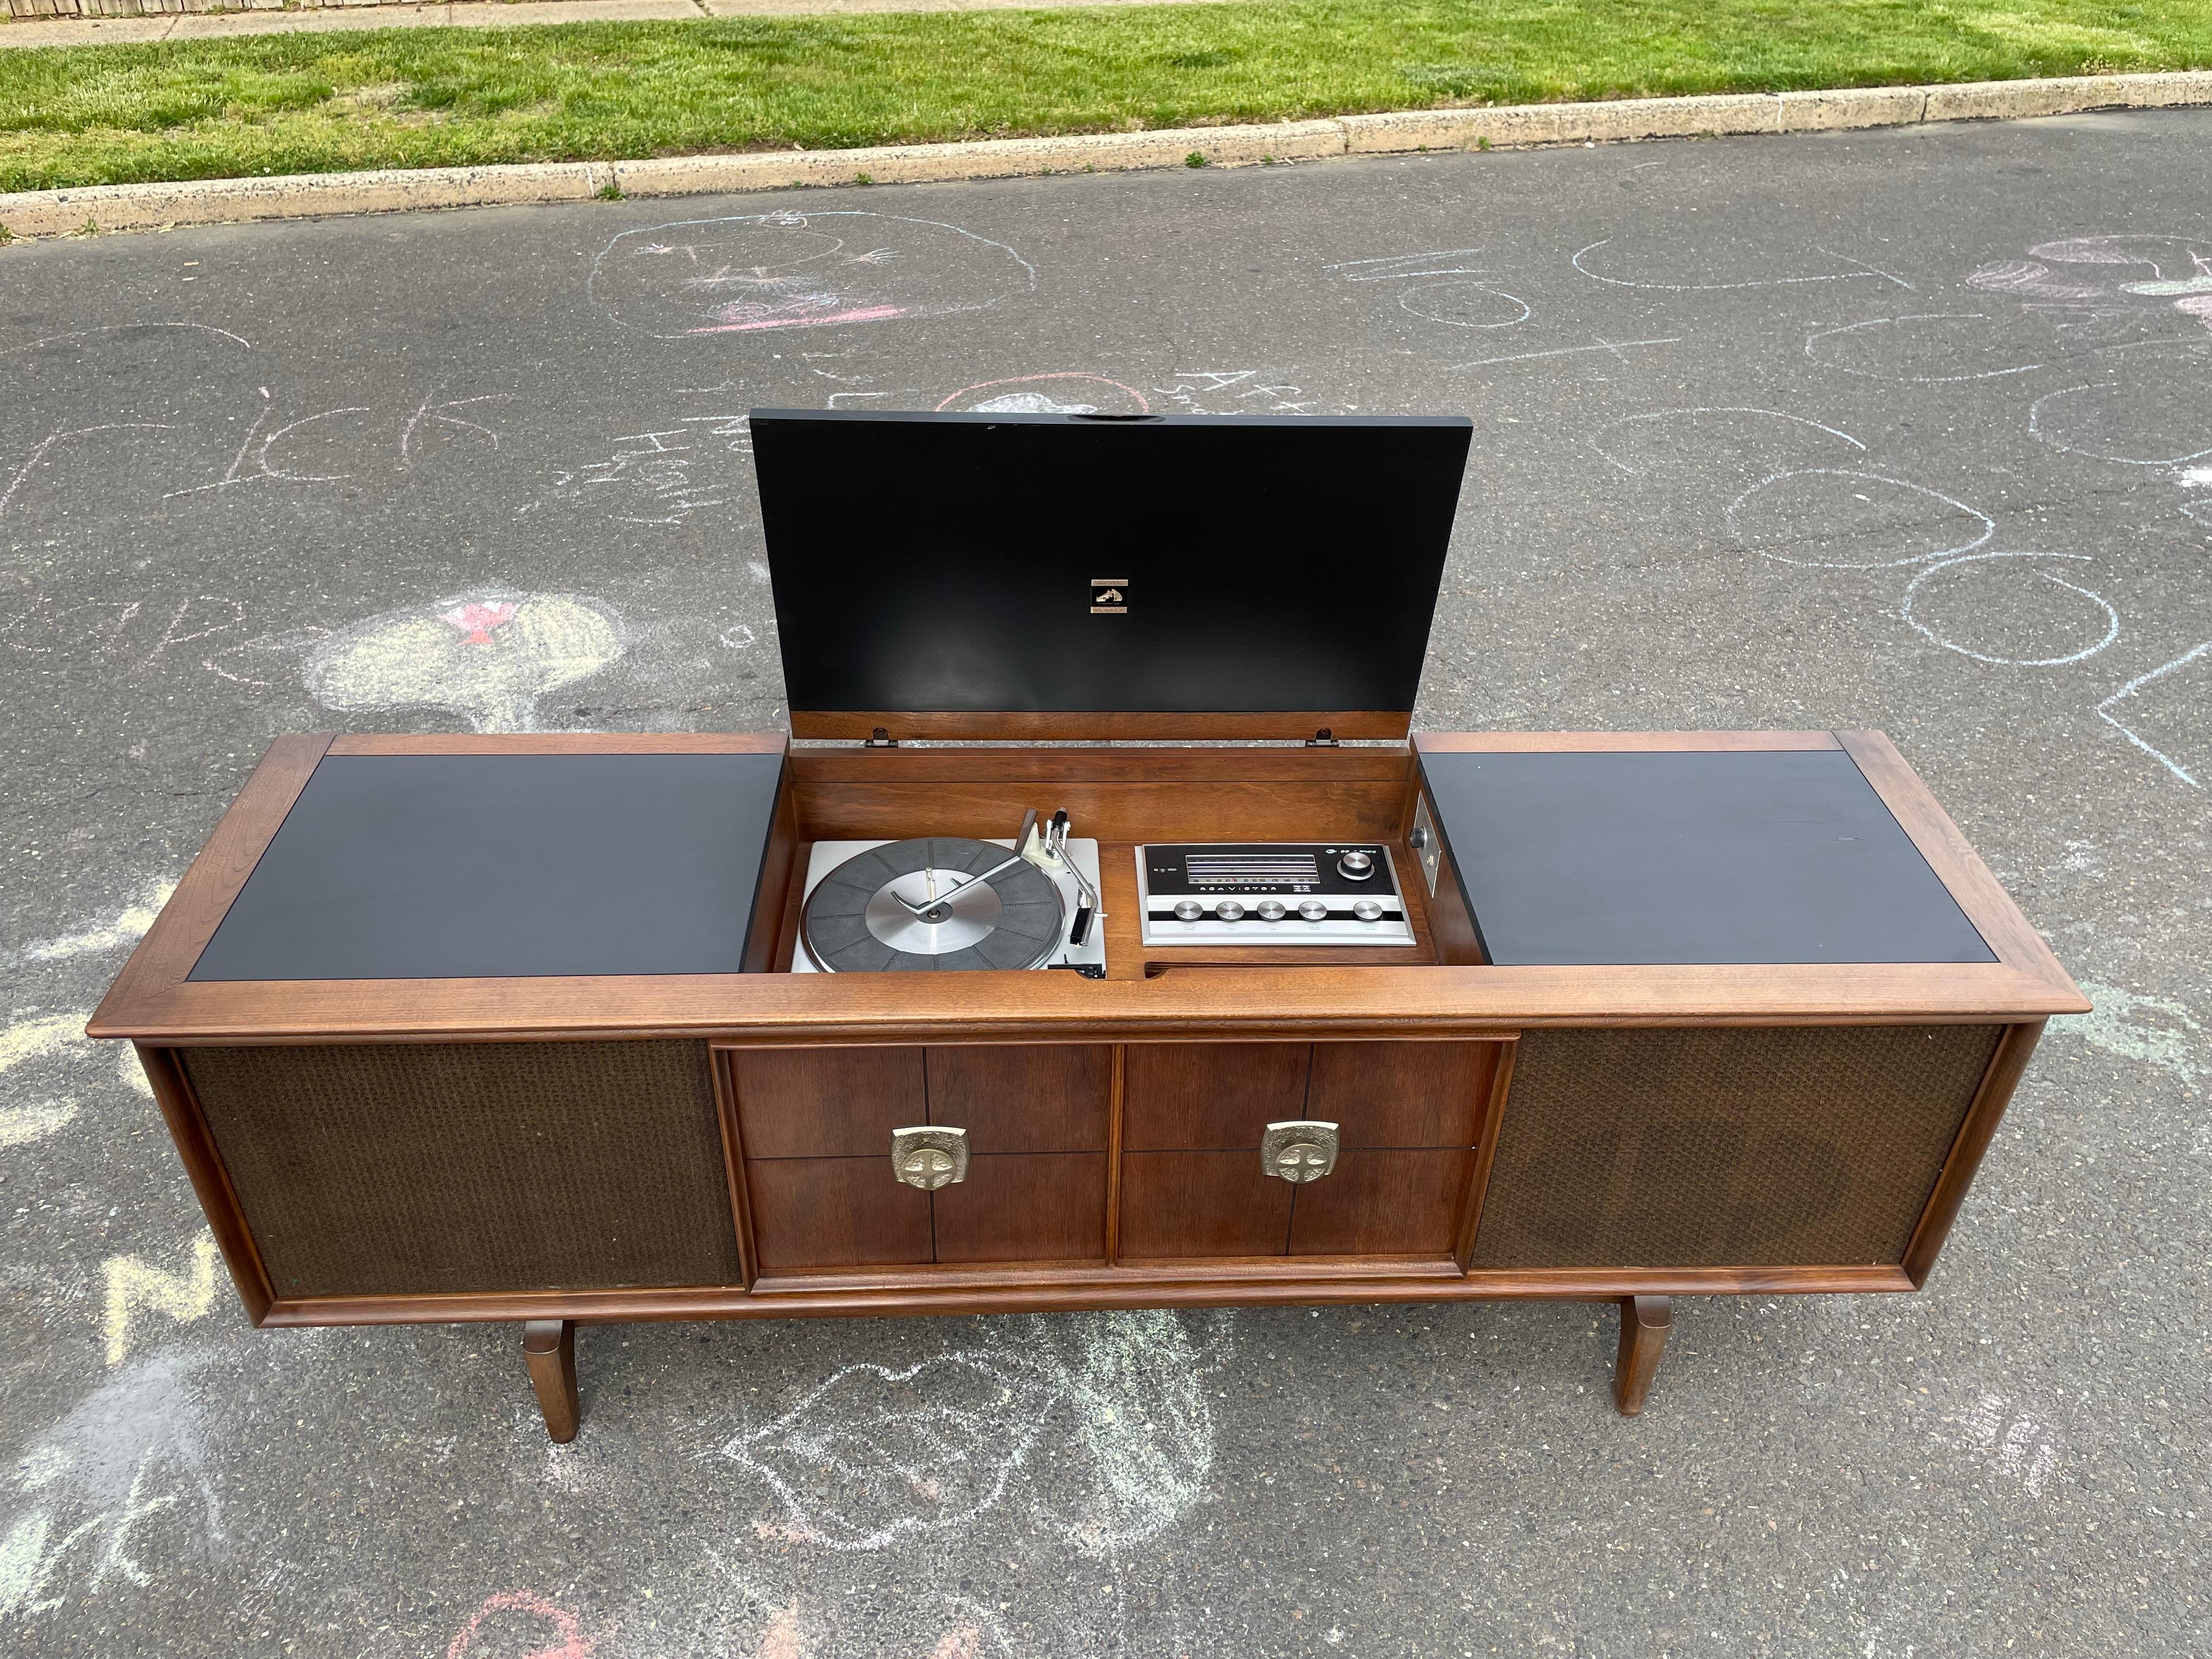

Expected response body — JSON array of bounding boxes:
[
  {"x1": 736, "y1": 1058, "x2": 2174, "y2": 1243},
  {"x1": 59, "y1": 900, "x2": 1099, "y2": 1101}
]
[{"x1": 4, "y1": 69, "x2": 2208, "y2": 238}]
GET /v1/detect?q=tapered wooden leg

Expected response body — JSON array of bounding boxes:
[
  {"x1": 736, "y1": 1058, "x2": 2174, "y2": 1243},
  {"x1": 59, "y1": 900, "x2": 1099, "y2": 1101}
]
[
  {"x1": 1612, "y1": 1295, "x2": 1671, "y2": 1417},
  {"x1": 523, "y1": 1320, "x2": 580, "y2": 1443}
]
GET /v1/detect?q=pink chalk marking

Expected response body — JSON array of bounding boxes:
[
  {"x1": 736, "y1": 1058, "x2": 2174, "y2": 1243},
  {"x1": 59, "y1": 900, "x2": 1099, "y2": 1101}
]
[
  {"x1": 439, "y1": 601, "x2": 519, "y2": 645},
  {"x1": 690, "y1": 306, "x2": 904, "y2": 334},
  {"x1": 444, "y1": 1590, "x2": 600, "y2": 1659},
  {"x1": 930, "y1": 1623, "x2": 985, "y2": 1659},
  {"x1": 2177, "y1": 294, "x2": 2212, "y2": 331},
  {"x1": 935, "y1": 371, "x2": 1150, "y2": 414},
  {"x1": 754, "y1": 1600, "x2": 805, "y2": 1659}
]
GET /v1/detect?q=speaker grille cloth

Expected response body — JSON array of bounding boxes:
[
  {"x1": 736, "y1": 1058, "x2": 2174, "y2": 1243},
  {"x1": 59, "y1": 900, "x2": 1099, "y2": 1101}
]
[
  {"x1": 1470, "y1": 1024, "x2": 2002, "y2": 1269},
  {"x1": 185, "y1": 1041, "x2": 742, "y2": 1297}
]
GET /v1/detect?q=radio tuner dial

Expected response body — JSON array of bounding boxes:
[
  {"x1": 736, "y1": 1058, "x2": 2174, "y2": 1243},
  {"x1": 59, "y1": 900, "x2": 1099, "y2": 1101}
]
[
  {"x1": 1297, "y1": 899, "x2": 1329, "y2": 922},
  {"x1": 1337, "y1": 850, "x2": 1376, "y2": 881},
  {"x1": 1352, "y1": 899, "x2": 1385, "y2": 922},
  {"x1": 1256, "y1": 900, "x2": 1288, "y2": 922},
  {"x1": 1213, "y1": 900, "x2": 1246, "y2": 922},
  {"x1": 1173, "y1": 899, "x2": 1205, "y2": 922}
]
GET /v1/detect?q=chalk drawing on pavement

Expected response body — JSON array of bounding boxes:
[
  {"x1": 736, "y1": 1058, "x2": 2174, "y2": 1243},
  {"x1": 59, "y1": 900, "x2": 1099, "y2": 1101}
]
[
  {"x1": 934, "y1": 373, "x2": 1150, "y2": 415},
  {"x1": 2056, "y1": 979, "x2": 2204, "y2": 1091},
  {"x1": 1572, "y1": 238, "x2": 1912, "y2": 292},
  {"x1": 723, "y1": 1309, "x2": 1229, "y2": 1557},
  {"x1": 1726, "y1": 470, "x2": 1994, "y2": 568},
  {"x1": 591, "y1": 212, "x2": 1035, "y2": 340},
  {"x1": 1803, "y1": 313, "x2": 2047, "y2": 382},
  {"x1": 1899, "y1": 552, "x2": 2119, "y2": 667},
  {"x1": 303, "y1": 591, "x2": 625, "y2": 733},
  {"x1": 1959, "y1": 1393, "x2": 2064, "y2": 1499},
  {"x1": 1326, "y1": 251, "x2": 1532, "y2": 330},
  {"x1": 2027, "y1": 341, "x2": 2212, "y2": 466},
  {"x1": 9, "y1": 879, "x2": 174, "y2": 966},
  {"x1": 2096, "y1": 639, "x2": 2212, "y2": 788},
  {"x1": 444, "y1": 1589, "x2": 608, "y2": 1659},
  {"x1": 0, "y1": 1348, "x2": 224, "y2": 1624},
  {"x1": 103, "y1": 1232, "x2": 221, "y2": 1368},
  {"x1": 1971, "y1": 235, "x2": 2212, "y2": 334},
  {"x1": 1585, "y1": 407, "x2": 1865, "y2": 477}
]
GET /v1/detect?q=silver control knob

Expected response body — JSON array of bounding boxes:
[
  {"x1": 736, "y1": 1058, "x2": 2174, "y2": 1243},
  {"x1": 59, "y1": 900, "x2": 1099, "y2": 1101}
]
[
  {"x1": 1256, "y1": 900, "x2": 1287, "y2": 922},
  {"x1": 1409, "y1": 826, "x2": 1429, "y2": 850},
  {"x1": 1173, "y1": 899, "x2": 1205, "y2": 922},
  {"x1": 1338, "y1": 850, "x2": 1375, "y2": 881},
  {"x1": 1352, "y1": 899, "x2": 1384, "y2": 922},
  {"x1": 1213, "y1": 900, "x2": 1245, "y2": 922},
  {"x1": 1297, "y1": 899, "x2": 1329, "y2": 922}
]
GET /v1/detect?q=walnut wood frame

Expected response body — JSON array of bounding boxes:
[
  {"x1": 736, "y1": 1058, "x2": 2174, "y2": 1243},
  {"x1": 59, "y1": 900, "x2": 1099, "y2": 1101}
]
[{"x1": 92, "y1": 727, "x2": 2085, "y2": 1432}]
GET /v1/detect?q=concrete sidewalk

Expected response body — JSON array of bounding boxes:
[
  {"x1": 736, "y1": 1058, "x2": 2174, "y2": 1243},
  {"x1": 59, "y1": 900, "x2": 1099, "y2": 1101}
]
[{"x1": 2, "y1": 0, "x2": 1235, "y2": 48}]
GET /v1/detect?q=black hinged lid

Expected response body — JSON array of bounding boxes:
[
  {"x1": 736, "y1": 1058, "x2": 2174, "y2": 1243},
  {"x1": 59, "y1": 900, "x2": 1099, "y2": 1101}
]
[{"x1": 751, "y1": 409, "x2": 1472, "y2": 741}]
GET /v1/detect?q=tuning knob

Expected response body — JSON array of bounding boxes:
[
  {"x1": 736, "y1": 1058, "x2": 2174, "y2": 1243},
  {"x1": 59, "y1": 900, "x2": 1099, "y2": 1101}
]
[
  {"x1": 1173, "y1": 899, "x2": 1204, "y2": 922},
  {"x1": 1297, "y1": 900, "x2": 1329, "y2": 922},
  {"x1": 1337, "y1": 850, "x2": 1375, "y2": 881},
  {"x1": 1352, "y1": 899, "x2": 1384, "y2": 922},
  {"x1": 1213, "y1": 900, "x2": 1245, "y2": 922},
  {"x1": 1256, "y1": 900, "x2": 1287, "y2": 921}
]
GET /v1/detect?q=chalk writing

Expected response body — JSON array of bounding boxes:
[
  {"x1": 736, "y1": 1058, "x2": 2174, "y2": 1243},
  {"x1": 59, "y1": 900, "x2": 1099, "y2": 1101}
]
[
  {"x1": 2, "y1": 596, "x2": 247, "y2": 675},
  {"x1": 400, "y1": 387, "x2": 513, "y2": 465},
  {"x1": 0, "y1": 1348, "x2": 225, "y2": 1624},
  {"x1": 1328, "y1": 250, "x2": 1532, "y2": 330},
  {"x1": 592, "y1": 212, "x2": 1035, "y2": 340},
  {"x1": 103, "y1": 1232, "x2": 219, "y2": 1367},
  {"x1": 1149, "y1": 370, "x2": 1313, "y2": 414},
  {"x1": 1961, "y1": 1394, "x2": 2061, "y2": 1498},
  {"x1": 2, "y1": 425, "x2": 176, "y2": 521},
  {"x1": 2096, "y1": 639, "x2": 2212, "y2": 787},
  {"x1": 9, "y1": 879, "x2": 174, "y2": 965},
  {"x1": 548, "y1": 417, "x2": 753, "y2": 526},
  {"x1": 303, "y1": 591, "x2": 625, "y2": 733},
  {"x1": 163, "y1": 404, "x2": 370, "y2": 498},
  {"x1": 1899, "y1": 552, "x2": 2118, "y2": 667}
]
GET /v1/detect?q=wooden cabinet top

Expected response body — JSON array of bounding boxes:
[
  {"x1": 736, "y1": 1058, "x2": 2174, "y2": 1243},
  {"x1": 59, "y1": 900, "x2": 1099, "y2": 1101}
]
[{"x1": 89, "y1": 729, "x2": 2086, "y2": 1044}]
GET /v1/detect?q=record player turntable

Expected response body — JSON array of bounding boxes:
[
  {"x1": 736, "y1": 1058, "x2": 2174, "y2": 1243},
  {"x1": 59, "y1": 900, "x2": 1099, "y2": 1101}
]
[{"x1": 794, "y1": 809, "x2": 1105, "y2": 974}]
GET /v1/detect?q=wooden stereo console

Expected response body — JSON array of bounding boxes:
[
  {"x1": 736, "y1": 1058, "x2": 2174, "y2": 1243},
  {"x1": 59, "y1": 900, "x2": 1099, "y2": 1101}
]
[{"x1": 91, "y1": 726, "x2": 2085, "y2": 1440}]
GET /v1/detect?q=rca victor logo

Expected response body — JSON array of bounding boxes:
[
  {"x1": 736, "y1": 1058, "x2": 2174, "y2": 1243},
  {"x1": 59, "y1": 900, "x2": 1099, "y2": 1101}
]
[{"x1": 1090, "y1": 578, "x2": 1127, "y2": 615}]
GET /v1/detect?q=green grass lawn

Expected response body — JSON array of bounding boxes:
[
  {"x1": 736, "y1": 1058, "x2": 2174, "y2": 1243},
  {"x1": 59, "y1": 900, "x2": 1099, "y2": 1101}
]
[{"x1": 1, "y1": 0, "x2": 2208, "y2": 193}]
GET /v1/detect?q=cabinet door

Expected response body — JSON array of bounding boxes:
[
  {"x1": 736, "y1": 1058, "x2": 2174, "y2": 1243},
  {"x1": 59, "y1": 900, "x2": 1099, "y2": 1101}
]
[
  {"x1": 1122, "y1": 1043, "x2": 1309, "y2": 1149},
  {"x1": 926, "y1": 1046, "x2": 1110, "y2": 1152},
  {"x1": 934, "y1": 1154, "x2": 1109, "y2": 1263},
  {"x1": 1288, "y1": 1149, "x2": 1474, "y2": 1256},
  {"x1": 1306, "y1": 1042, "x2": 1495, "y2": 1148},
  {"x1": 1118, "y1": 1150, "x2": 1293, "y2": 1258},
  {"x1": 732, "y1": 1046, "x2": 925, "y2": 1158},
  {"x1": 746, "y1": 1157, "x2": 933, "y2": 1271}
]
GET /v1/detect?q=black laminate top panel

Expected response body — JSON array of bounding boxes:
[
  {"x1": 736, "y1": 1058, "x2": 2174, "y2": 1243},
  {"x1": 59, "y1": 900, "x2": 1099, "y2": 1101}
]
[
  {"x1": 189, "y1": 753, "x2": 785, "y2": 980},
  {"x1": 1418, "y1": 749, "x2": 1995, "y2": 967}
]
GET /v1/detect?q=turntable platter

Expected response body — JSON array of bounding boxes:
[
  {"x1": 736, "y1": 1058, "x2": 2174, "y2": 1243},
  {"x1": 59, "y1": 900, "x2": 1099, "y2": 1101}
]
[{"x1": 802, "y1": 837, "x2": 1066, "y2": 972}]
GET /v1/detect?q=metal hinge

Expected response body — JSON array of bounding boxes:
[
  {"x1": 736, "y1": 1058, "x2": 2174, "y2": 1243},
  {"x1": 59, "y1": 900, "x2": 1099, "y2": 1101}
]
[
  {"x1": 1306, "y1": 727, "x2": 1338, "y2": 747},
  {"x1": 865, "y1": 726, "x2": 899, "y2": 748}
]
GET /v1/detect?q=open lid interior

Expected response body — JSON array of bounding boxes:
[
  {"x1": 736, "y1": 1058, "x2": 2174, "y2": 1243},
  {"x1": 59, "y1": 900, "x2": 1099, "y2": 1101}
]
[{"x1": 751, "y1": 409, "x2": 1472, "y2": 741}]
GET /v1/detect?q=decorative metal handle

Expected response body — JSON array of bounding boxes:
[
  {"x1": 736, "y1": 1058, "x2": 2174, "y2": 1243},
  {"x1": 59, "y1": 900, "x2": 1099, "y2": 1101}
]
[
  {"x1": 1260, "y1": 1120, "x2": 1339, "y2": 1184},
  {"x1": 890, "y1": 1126, "x2": 969, "y2": 1190}
]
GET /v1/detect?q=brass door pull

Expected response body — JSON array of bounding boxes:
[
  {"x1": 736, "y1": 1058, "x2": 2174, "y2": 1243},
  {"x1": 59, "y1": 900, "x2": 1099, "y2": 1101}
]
[
  {"x1": 1261, "y1": 1120, "x2": 1339, "y2": 1183},
  {"x1": 890, "y1": 1125, "x2": 969, "y2": 1189}
]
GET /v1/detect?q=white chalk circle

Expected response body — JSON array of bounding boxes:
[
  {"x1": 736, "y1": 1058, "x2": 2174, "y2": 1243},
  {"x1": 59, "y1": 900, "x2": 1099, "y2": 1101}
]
[
  {"x1": 2028, "y1": 347, "x2": 2212, "y2": 466},
  {"x1": 1804, "y1": 314, "x2": 2045, "y2": 383},
  {"x1": 1900, "y1": 552, "x2": 2118, "y2": 667},
  {"x1": 1728, "y1": 470, "x2": 1994, "y2": 569},
  {"x1": 304, "y1": 591, "x2": 624, "y2": 733},
  {"x1": 1398, "y1": 281, "x2": 1531, "y2": 329},
  {"x1": 1587, "y1": 407, "x2": 1864, "y2": 477},
  {"x1": 590, "y1": 212, "x2": 1035, "y2": 340}
]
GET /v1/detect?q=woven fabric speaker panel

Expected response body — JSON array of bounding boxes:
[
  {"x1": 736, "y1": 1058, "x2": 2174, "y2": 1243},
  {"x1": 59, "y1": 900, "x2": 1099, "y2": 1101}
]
[
  {"x1": 1469, "y1": 1025, "x2": 2004, "y2": 1269},
  {"x1": 185, "y1": 1041, "x2": 742, "y2": 1297}
]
